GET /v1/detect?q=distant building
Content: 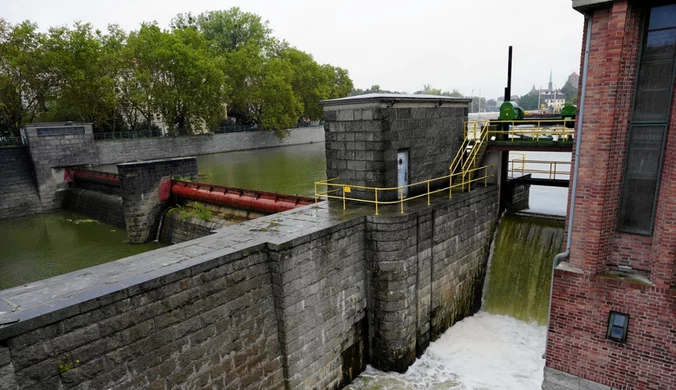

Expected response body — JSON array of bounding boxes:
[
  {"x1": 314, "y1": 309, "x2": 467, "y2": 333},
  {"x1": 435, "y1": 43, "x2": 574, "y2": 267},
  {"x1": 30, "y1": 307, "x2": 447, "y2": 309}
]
[{"x1": 540, "y1": 71, "x2": 566, "y2": 113}]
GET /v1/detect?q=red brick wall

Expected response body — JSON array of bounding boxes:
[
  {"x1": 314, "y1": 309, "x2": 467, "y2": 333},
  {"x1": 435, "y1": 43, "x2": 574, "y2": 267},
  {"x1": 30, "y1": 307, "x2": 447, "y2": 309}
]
[{"x1": 548, "y1": 1, "x2": 676, "y2": 388}]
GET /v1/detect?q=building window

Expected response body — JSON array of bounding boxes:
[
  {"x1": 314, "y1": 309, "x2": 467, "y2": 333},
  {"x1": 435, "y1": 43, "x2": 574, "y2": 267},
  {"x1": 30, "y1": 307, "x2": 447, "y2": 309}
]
[
  {"x1": 607, "y1": 312, "x2": 630, "y2": 343},
  {"x1": 619, "y1": 4, "x2": 676, "y2": 234}
]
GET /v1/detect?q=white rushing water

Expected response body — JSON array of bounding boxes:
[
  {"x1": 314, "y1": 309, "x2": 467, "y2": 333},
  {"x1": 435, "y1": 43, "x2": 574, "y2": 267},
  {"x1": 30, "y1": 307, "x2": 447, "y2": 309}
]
[{"x1": 346, "y1": 313, "x2": 546, "y2": 390}]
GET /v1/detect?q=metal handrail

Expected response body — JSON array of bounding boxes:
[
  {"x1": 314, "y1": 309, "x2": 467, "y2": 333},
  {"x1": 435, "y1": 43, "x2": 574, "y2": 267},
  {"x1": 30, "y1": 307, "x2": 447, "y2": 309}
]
[
  {"x1": 314, "y1": 164, "x2": 495, "y2": 215},
  {"x1": 509, "y1": 158, "x2": 572, "y2": 180}
]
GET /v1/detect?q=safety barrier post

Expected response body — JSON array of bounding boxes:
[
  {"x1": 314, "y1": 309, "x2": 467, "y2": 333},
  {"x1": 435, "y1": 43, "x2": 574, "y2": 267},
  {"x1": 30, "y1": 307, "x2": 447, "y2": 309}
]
[
  {"x1": 343, "y1": 187, "x2": 346, "y2": 210},
  {"x1": 400, "y1": 187, "x2": 404, "y2": 214},
  {"x1": 485, "y1": 166, "x2": 489, "y2": 186},
  {"x1": 427, "y1": 180, "x2": 431, "y2": 205},
  {"x1": 375, "y1": 189, "x2": 379, "y2": 216},
  {"x1": 521, "y1": 155, "x2": 525, "y2": 176},
  {"x1": 553, "y1": 162, "x2": 557, "y2": 180}
]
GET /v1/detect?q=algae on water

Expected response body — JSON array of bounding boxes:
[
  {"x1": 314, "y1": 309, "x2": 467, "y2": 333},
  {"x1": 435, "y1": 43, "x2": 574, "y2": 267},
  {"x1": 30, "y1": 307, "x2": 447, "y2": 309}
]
[{"x1": 482, "y1": 213, "x2": 565, "y2": 325}]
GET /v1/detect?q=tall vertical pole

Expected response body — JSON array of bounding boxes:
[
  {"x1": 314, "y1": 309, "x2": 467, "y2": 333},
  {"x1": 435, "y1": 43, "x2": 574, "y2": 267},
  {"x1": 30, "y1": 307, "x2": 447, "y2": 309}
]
[{"x1": 500, "y1": 46, "x2": 513, "y2": 212}]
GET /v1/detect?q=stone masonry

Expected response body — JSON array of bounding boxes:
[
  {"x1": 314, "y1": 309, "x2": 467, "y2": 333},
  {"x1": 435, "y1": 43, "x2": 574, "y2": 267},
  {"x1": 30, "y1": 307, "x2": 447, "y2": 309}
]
[
  {"x1": 0, "y1": 147, "x2": 41, "y2": 219},
  {"x1": 61, "y1": 188, "x2": 126, "y2": 229},
  {"x1": 322, "y1": 94, "x2": 470, "y2": 201},
  {"x1": 0, "y1": 185, "x2": 499, "y2": 389},
  {"x1": 118, "y1": 158, "x2": 198, "y2": 244},
  {"x1": 6, "y1": 124, "x2": 324, "y2": 217}
]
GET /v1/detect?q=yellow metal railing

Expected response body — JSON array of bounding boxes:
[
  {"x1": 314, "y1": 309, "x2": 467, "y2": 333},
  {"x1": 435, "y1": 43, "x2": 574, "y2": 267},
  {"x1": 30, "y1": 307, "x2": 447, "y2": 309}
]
[
  {"x1": 314, "y1": 165, "x2": 494, "y2": 216},
  {"x1": 508, "y1": 158, "x2": 572, "y2": 180},
  {"x1": 464, "y1": 119, "x2": 575, "y2": 143}
]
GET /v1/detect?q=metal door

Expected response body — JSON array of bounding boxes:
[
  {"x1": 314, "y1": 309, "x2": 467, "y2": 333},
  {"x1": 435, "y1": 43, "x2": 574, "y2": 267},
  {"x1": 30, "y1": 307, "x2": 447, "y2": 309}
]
[{"x1": 397, "y1": 150, "x2": 409, "y2": 198}]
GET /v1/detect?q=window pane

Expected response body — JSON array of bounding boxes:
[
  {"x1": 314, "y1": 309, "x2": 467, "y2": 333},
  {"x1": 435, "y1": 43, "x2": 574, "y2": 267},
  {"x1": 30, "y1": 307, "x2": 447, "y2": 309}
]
[
  {"x1": 612, "y1": 314, "x2": 626, "y2": 327},
  {"x1": 611, "y1": 327, "x2": 624, "y2": 339},
  {"x1": 624, "y1": 126, "x2": 664, "y2": 179},
  {"x1": 644, "y1": 29, "x2": 676, "y2": 62},
  {"x1": 619, "y1": 178, "x2": 658, "y2": 231},
  {"x1": 649, "y1": 5, "x2": 676, "y2": 31}
]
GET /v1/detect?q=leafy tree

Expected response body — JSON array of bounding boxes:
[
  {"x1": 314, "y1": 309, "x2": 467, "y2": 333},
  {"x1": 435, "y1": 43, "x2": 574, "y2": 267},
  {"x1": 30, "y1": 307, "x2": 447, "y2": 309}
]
[
  {"x1": 125, "y1": 24, "x2": 227, "y2": 134},
  {"x1": 226, "y1": 43, "x2": 301, "y2": 134},
  {"x1": 0, "y1": 19, "x2": 54, "y2": 135},
  {"x1": 518, "y1": 90, "x2": 541, "y2": 110},
  {"x1": 37, "y1": 23, "x2": 125, "y2": 132},
  {"x1": 323, "y1": 65, "x2": 353, "y2": 99}
]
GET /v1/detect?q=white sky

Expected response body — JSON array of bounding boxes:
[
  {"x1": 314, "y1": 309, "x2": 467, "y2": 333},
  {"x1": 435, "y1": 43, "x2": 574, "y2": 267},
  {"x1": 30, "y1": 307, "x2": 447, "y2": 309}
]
[{"x1": 2, "y1": 0, "x2": 584, "y2": 99}]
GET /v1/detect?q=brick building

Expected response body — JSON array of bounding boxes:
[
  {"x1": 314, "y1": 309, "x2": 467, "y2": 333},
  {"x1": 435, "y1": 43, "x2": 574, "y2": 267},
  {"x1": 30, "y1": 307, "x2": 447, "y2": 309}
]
[{"x1": 543, "y1": 1, "x2": 676, "y2": 389}]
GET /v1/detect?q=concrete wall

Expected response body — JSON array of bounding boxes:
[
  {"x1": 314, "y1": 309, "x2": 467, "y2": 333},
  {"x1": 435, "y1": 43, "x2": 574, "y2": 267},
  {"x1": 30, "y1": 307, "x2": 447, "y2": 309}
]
[
  {"x1": 0, "y1": 147, "x2": 41, "y2": 219},
  {"x1": 0, "y1": 186, "x2": 499, "y2": 389},
  {"x1": 62, "y1": 188, "x2": 126, "y2": 228},
  {"x1": 97, "y1": 127, "x2": 325, "y2": 165}
]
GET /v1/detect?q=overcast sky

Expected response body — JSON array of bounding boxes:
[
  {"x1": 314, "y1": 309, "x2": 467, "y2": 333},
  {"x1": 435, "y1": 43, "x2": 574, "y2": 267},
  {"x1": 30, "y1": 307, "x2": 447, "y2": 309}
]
[{"x1": 3, "y1": 0, "x2": 584, "y2": 99}]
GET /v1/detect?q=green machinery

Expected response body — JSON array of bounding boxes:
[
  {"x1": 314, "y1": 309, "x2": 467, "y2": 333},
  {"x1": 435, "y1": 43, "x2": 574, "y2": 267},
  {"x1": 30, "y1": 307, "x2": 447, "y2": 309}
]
[{"x1": 499, "y1": 101, "x2": 525, "y2": 120}]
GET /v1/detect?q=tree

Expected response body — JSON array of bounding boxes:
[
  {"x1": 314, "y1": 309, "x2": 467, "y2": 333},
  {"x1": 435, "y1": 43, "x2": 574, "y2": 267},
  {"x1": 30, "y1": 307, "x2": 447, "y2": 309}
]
[
  {"x1": 518, "y1": 90, "x2": 541, "y2": 110},
  {"x1": 0, "y1": 19, "x2": 54, "y2": 135},
  {"x1": 225, "y1": 43, "x2": 301, "y2": 134},
  {"x1": 125, "y1": 24, "x2": 227, "y2": 134}
]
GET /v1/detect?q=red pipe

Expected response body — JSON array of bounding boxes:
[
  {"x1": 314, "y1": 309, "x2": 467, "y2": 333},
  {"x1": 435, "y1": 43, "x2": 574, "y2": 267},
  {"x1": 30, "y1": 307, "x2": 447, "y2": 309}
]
[
  {"x1": 72, "y1": 170, "x2": 120, "y2": 187},
  {"x1": 171, "y1": 180, "x2": 315, "y2": 214}
]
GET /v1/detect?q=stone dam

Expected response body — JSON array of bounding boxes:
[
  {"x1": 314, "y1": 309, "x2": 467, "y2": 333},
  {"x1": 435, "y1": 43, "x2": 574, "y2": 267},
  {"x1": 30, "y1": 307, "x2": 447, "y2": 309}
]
[{"x1": 0, "y1": 94, "x2": 519, "y2": 388}]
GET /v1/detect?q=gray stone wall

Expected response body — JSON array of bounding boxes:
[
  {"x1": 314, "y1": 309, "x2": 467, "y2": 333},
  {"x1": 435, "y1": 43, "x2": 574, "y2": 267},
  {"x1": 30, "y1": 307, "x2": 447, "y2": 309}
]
[
  {"x1": 97, "y1": 127, "x2": 325, "y2": 165},
  {"x1": 3, "y1": 125, "x2": 323, "y2": 217},
  {"x1": 118, "y1": 158, "x2": 198, "y2": 243},
  {"x1": 23, "y1": 124, "x2": 96, "y2": 211},
  {"x1": 366, "y1": 186, "x2": 499, "y2": 371},
  {"x1": 267, "y1": 218, "x2": 367, "y2": 389},
  {"x1": 0, "y1": 147, "x2": 41, "y2": 219},
  {"x1": 158, "y1": 210, "x2": 224, "y2": 244},
  {"x1": 324, "y1": 103, "x2": 467, "y2": 201},
  {"x1": 0, "y1": 245, "x2": 285, "y2": 390},
  {"x1": 0, "y1": 186, "x2": 499, "y2": 389},
  {"x1": 62, "y1": 188, "x2": 126, "y2": 228}
]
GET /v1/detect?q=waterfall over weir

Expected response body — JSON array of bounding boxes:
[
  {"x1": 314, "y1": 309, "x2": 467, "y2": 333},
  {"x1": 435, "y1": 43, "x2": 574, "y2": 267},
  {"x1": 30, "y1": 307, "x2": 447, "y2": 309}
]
[
  {"x1": 483, "y1": 212, "x2": 565, "y2": 325},
  {"x1": 346, "y1": 212, "x2": 564, "y2": 389}
]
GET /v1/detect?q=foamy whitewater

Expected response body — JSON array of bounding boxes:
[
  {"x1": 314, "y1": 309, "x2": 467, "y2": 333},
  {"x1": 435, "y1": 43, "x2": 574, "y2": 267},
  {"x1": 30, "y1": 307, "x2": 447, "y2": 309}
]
[{"x1": 346, "y1": 313, "x2": 546, "y2": 390}]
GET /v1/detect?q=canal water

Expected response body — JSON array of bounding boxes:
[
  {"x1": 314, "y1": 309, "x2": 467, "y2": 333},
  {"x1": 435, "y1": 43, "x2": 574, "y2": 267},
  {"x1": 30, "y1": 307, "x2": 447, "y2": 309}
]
[
  {"x1": 0, "y1": 143, "x2": 327, "y2": 289},
  {"x1": 0, "y1": 211, "x2": 162, "y2": 290}
]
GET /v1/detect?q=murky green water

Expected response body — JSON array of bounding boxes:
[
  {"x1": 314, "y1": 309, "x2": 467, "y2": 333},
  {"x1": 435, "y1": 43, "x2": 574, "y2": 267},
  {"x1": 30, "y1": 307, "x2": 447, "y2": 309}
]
[
  {"x1": 0, "y1": 211, "x2": 163, "y2": 290},
  {"x1": 0, "y1": 143, "x2": 327, "y2": 290},
  {"x1": 195, "y1": 143, "x2": 326, "y2": 196}
]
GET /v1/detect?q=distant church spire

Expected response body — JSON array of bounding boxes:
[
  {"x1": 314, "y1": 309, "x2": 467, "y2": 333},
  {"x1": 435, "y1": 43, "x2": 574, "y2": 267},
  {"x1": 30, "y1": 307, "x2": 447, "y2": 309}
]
[{"x1": 548, "y1": 70, "x2": 553, "y2": 91}]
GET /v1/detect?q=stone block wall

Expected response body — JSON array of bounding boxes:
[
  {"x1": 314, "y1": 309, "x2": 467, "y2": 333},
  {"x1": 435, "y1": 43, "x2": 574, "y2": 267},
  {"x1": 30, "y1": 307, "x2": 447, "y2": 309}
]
[
  {"x1": 323, "y1": 96, "x2": 469, "y2": 201},
  {"x1": 366, "y1": 186, "x2": 499, "y2": 371},
  {"x1": 267, "y1": 218, "x2": 367, "y2": 389},
  {"x1": 0, "y1": 186, "x2": 500, "y2": 389},
  {"x1": 23, "y1": 123, "x2": 96, "y2": 211},
  {"x1": 62, "y1": 188, "x2": 126, "y2": 228},
  {"x1": 0, "y1": 245, "x2": 285, "y2": 390},
  {"x1": 158, "y1": 210, "x2": 224, "y2": 244},
  {"x1": 0, "y1": 147, "x2": 41, "y2": 219},
  {"x1": 97, "y1": 127, "x2": 325, "y2": 165},
  {"x1": 118, "y1": 158, "x2": 198, "y2": 243}
]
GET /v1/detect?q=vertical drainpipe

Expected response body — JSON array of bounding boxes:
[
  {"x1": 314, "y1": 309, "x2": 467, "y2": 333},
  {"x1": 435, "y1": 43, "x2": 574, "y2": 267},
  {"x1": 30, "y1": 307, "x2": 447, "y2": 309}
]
[{"x1": 543, "y1": 15, "x2": 593, "y2": 359}]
